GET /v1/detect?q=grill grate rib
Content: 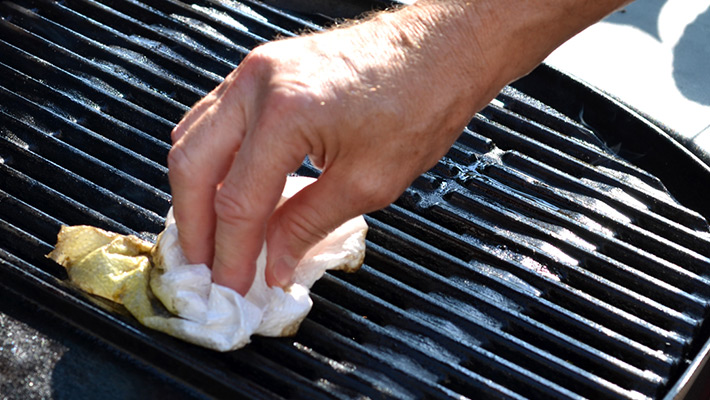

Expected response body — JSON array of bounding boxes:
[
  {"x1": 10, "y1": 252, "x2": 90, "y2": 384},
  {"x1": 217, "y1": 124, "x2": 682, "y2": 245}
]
[{"x1": 2, "y1": 0, "x2": 710, "y2": 399}]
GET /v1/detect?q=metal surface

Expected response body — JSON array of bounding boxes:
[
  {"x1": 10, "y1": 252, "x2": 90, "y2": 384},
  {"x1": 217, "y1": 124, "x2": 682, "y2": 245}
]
[
  {"x1": 512, "y1": 65, "x2": 710, "y2": 223},
  {"x1": 2, "y1": 0, "x2": 710, "y2": 399}
]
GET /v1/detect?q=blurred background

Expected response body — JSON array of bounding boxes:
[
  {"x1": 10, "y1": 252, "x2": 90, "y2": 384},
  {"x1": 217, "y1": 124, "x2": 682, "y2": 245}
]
[{"x1": 545, "y1": 0, "x2": 710, "y2": 157}]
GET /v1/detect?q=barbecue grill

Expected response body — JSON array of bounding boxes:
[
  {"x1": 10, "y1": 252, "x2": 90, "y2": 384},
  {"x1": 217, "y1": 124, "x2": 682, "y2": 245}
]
[{"x1": 2, "y1": 0, "x2": 710, "y2": 399}]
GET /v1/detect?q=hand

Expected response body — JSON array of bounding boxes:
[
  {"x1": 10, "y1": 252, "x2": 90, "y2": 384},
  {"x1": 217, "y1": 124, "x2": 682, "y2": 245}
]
[{"x1": 168, "y1": 0, "x2": 631, "y2": 295}]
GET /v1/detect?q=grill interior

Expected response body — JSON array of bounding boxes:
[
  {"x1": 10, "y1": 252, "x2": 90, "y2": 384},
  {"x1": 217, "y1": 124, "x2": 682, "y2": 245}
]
[{"x1": 2, "y1": 0, "x2": 710, "y2": 399}]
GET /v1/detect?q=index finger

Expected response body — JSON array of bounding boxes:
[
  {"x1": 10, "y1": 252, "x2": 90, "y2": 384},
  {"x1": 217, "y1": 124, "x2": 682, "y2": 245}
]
[
  {"x1": 168, "y1": 87, "x2": 248, "y2": 266},
  {"x1": 210, "y1": 122, "x2": 307, "y2": 295}
]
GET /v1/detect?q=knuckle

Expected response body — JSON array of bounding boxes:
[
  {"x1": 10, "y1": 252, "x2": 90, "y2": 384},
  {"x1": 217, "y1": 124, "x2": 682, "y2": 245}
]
[
  {"x1": 239, "y1": 46, "x2": 279, "y2": 79},
  {"x1": 349, "y1": 177, "x2": 400, "y2": 211},
  {"x1": 244, "y1": 45, "x2": 273, "y2": 64},
  {"x1": 255, "y1": 89, "x2": 315, "y2": 145},
  {"x1": 241, "y1": 45, "x2": 324, "y2": 135},
  {"x1": 265, "y1": 89, "x2": 300, "y2": 113},
  {"x1": 167, "y1": 144, "x2": 195, "y2": 181},
  {"x1": 262, "y1": 85, "x2": 313, "y2": 121},
  {"x1": 213, "y1": 188, "x2": 254, "y2": 226},
  {"x1": 170, "y1": 125, "x2": 183, "y2": 144},
  {"x1": 280, "y1": 205, "x2": 330, "y2": 249}
]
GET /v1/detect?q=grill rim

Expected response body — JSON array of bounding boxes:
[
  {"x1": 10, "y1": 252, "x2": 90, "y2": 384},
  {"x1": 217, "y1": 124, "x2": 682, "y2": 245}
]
[{"x1": 664, "y1": 337, "x2": 710, "y2": 400}]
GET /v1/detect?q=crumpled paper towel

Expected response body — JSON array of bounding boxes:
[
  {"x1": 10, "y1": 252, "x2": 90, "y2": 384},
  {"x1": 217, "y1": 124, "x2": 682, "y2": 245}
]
[{"x1": 47, "y1": 176, "x2": 367, "y2": 351}]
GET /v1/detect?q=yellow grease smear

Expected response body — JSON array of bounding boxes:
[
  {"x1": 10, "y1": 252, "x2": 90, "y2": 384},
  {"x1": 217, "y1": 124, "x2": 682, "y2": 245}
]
[{"x1": 47, "y1": 226, "x2": 183, "y2": 338}]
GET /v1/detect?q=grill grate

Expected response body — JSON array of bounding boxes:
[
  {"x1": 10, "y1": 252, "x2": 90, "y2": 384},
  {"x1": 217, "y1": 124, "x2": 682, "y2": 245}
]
[{"x1": 2, "y1": 0, "x2": 710, "y2": 399}]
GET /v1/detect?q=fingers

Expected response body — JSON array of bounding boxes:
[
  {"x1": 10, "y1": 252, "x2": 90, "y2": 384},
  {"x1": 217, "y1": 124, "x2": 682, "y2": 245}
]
[
  {"x1": 264, "y1": 168, "x2": 395, "y2": 288},
  {"x1": 167, "y1": 82, "x2": 247, "y2": 266},
  {"x1": 210, "y1": 120, "x2": 307, "y2": 295}
]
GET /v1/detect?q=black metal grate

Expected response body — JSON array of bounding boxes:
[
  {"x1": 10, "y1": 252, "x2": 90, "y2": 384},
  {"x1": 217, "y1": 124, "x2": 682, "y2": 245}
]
[{"x1": 2, "y1": 0, "x2": 710, "y2": 399}]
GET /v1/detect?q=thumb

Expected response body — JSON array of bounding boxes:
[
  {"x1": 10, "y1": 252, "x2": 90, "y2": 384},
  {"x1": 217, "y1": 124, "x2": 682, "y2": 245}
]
[{"x1": 265, "y1": 170, "x2": 382, "y2": 288}]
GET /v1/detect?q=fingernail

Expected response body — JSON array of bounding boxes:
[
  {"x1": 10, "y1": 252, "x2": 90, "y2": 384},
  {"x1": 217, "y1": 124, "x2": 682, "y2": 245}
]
[{"x1": 272, "y1": 257, "x2": 295, "y2": 287}]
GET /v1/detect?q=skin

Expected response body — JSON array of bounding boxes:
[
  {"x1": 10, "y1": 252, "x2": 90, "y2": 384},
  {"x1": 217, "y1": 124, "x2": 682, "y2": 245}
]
[{"x1": 169, "y1": 0, "x2": 632, "y2": 295}]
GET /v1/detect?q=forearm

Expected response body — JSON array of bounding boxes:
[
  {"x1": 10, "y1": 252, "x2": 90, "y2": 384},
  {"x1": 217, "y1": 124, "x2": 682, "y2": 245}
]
[{"x1": 340, "y1": 0, "x2": 632, "y2": 115}]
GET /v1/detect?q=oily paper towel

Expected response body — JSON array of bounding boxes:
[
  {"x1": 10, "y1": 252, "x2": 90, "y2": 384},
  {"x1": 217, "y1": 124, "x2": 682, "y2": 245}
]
[{"x1": 48, "y1": 176, "x2": 367, "y2": 351}]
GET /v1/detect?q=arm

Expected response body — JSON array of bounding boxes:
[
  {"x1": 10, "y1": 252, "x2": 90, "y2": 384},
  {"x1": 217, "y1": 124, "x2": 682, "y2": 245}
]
[{"x1": 168, "y1": 0, "x2": 632, "y2": 294}]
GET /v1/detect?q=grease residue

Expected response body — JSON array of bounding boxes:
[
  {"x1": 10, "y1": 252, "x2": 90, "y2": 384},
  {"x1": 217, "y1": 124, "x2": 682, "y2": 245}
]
[
  {"x1": 213, "y1": 0, "x2": 268, "y2": 22},
  {"x1": 190, "y1": 4, "x2": 248, "y2": 32},
  {"x1": 448, "y1": 276, "x2": 523, "y2": 313},
  {"x1": 427, "y1": 292, "x2": 503, "y2": 330},
  {"x1": 361, "y1": 344, "x2": 439, "y2": 384},
  {"x1": 467, "y1": 261, "x2": 543, "y2": 296},
  {"x1": 171, "y1": 14, "x2": 236, "y2": 46},
  {"x1": 476, "y1": 240, "x2": 562, "y2": 282},
  {"x1": 383, "y1": 325, "x2": 463, "y2": 365},
  {"x1": 408, "y1": 309, "x2": 484, "y2": 348}
]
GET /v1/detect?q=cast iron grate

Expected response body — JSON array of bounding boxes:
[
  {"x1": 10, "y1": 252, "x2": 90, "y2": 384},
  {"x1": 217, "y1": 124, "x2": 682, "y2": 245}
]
[{"x1": 2, "y1": 0, "x2": 710, "y2": 399}]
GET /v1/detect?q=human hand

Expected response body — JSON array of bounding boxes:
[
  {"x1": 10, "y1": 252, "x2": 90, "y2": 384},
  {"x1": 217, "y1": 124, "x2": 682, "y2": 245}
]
[{"x1": 168, "y1": 0, "x2": 631, "y2": 295}]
